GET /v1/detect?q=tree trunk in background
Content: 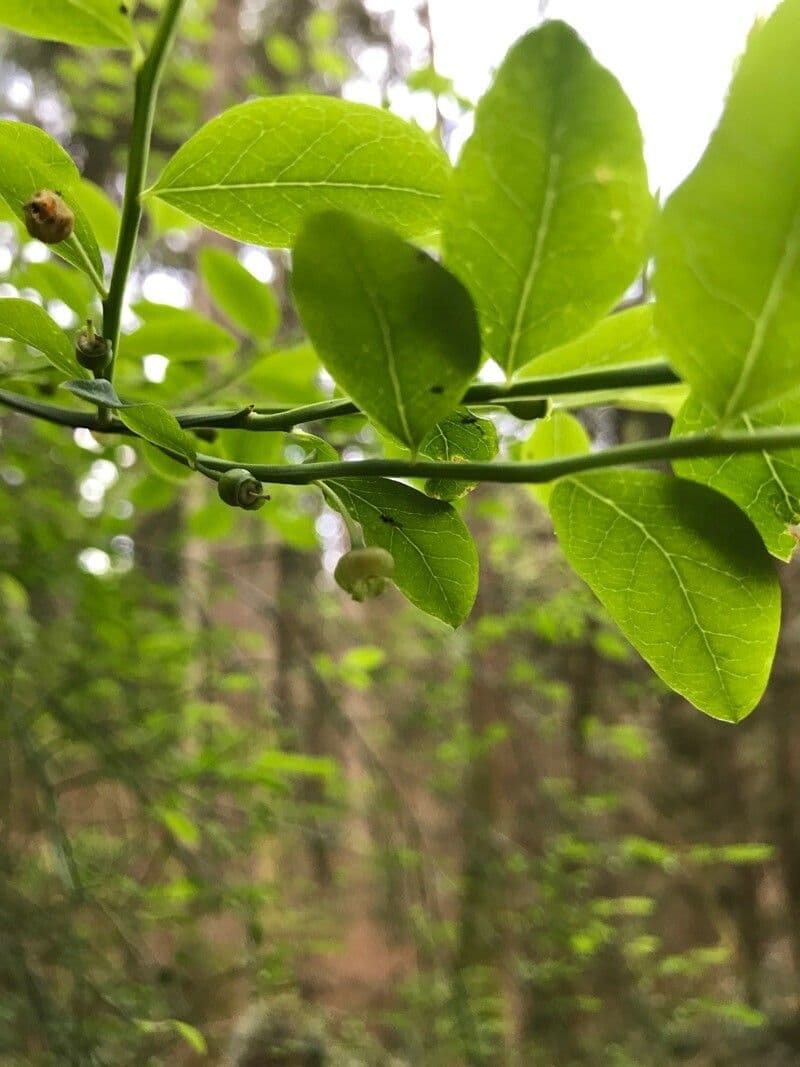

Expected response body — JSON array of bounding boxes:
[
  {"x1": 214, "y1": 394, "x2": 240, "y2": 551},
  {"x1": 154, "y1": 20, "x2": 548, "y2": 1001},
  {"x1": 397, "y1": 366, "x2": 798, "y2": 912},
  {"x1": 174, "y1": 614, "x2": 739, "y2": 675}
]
[
  {"x1": 568, "y1": 619, "x2": 599, "y2": 796},
  {"x1": 182, "y1": 0, "x2": 244, "y2": 673},
  {"x1": 171, "y1": 0, "x2": 252, "y2": 1032},
  {"x1": 274, "y1": 543, "x2": 335, "y2": 890},
  {"x1": 455, "y1": 504, "x2": 519, "y2": 1065},
  {"x1": 712, "y1": 729, "x2": 764, "y2": 1008},
  {"x1": 658, "y1": 699, "x2": 766, "y2": 1008},
  {"x1": 770, "y1": 572, "x2": 800, "y2": 984},
  {"x1": 773, "y1": 702, "x2": 800, "y2": 980}
]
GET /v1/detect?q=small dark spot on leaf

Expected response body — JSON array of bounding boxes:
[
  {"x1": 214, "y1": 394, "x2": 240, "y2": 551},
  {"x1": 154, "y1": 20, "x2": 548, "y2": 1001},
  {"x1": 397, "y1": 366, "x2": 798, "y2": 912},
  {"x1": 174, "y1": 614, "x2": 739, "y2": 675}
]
[
  {"x1": 119, "y1": 3, "x2": 129, "y2": 13},
  {"x1": 459, "y1": 414, "x2": 478, "y2": 425},
  {"x1": 380, "y1": 513, "x2": 400, "y2": 527},
  {"x1": 430, "y1": 384, "x2": 444, "y2": 395}
]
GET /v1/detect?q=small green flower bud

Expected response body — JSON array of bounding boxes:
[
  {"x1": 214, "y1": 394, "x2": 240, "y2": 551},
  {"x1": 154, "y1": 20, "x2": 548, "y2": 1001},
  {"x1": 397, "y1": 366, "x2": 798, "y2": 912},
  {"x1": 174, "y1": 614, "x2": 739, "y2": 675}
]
[
  {"x1": 218, "y1": 467, "x2": 267, "y2": 510},
  {"x1": 334, "y1": 546, "x2": 395, "y2": 602}
]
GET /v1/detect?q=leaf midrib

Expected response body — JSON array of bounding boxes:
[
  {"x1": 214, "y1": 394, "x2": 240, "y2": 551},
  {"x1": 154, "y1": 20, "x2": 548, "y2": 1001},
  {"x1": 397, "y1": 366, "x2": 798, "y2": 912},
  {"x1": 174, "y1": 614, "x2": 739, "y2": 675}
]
[
  {"x1": 503, "y1": 30, "x2": 571, "y2": 377},
  {"x1": 347, "y1": 252, "x2": 412, "y2": 447},
  {"x1": 153, "y1": 180, "x2": 442, "y2": 199},
  {"x1": 504, "y1": 132, "x2": 563, "y2": 376},
  {"x1": 723, "y1": 205, "x2": 800, "y2": 417}
]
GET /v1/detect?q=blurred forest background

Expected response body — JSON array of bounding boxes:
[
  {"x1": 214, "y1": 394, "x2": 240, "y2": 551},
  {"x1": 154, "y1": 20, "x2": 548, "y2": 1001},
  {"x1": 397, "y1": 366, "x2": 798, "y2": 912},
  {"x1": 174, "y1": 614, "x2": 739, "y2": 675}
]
[{"x1": 2, "y1": 1, "x2": 800, "y2": 1064}]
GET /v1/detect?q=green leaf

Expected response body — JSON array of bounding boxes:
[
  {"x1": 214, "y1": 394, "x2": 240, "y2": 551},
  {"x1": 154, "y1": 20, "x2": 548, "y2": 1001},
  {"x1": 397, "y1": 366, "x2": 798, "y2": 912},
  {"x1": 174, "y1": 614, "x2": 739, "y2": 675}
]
[
  {"x1": 550, "y1": 470, "x2": 780, "y2": 721},
  {"x1": 188, "y1": 499, "x2": 235, "y2": 540},
  {"x1": 307, "y1": 9, "x2": 337, "y2": 45},
  {"x1": 580, "y1": 384, "x2": 689, "y2": 418},
  {"x1": 121, "y1": 305, "x2": 237, "y2": 363},
  {"x1": 147, "y1": 96, "x2": 451, "y2": 247},
  {"x1": 220, "y1": 429, "x2": 283, "y2": 467},
  {"x1": 283, "y1": 430, "x2": 339, "y2": 464},
  {"x1": 420, "y1": 410, "x2": 499, "y2": 500},
  {"x1": 499, "y1": 398, "x2": 549, "y2": 421},
  {"x1": 61, "y1": 380, "x2": 197, "y2": 466},
  {"x1": 443, "y1": 22, "x2": 651, "y2": 377},
  {"x1": 0, "y1": 298, "x2": 86, "y2": 378},
  {"x1": 118, "y1": 404, "x2": 197, "y2": 465},
  {"x1": 75, "y1": 178, "x2": 120, "y2": 251},
  {"x1": 519, "y1": 410, "x2": 590, "y2": 506},
  {"x1": 673, "y1": 393, "x2": 800, "y2": 561},
  {"x1": 63, "y1": 378, "x2": 122, "y2": 406},
  {"x1": 156, "y1": 808, "x2": 199, "y2": 848},
  {"x1": 407, "y1": 65, "x2": 456, "y2": 97},
  {"x1": 326, "y1": 476, "x2": 478, "y2": 627},
  {"x1": 15, "y1": 261, "x2": 93, "y2": 317},
  {"x1": 130, "y1": 472, "x2": 179, "y2": 512},
  {"x1": 251, "y1": 749, "x2": 338, "y2": 782},
  {"x1": 687, "y1": 842, "x2": 774, "y2": 867},
  {"x1": 0, "y1": 121, "x2": 105, "y2": 287},
  {"x1": 341, "y1": 645, "x2": 385, "y2": 672},
  {"x1": 0, "y1": 192, "x2": 21, "y2": 221},
  {"x1": 266, "y1": 32, "x2": 303, "y2": 75},
  {"x1": 0, "y1": 0, "x2": 134, "y2": 49},
  {"x1": 655, "y1": 0, "x2": 800, "y2": 417},
  {"x1": 233, "y1": 343, "x2": 324, "y2": 406},
  {"x1": 518, "y1": 306, "x2": 662, "y2": 377},
  {"x1": 701, "y1": 1002, "x2": 766, "y2": 1029},
  {"x1": 508, "y1": 306, "x2": 687, "y2": 412},
  {"x1": 293, "y1": 211, "x2": 481, "y2": 450},
  {"x1": 261, "y1": 488, "x2": 318, "y2": 550},
  {"x1": 199, "y1": 247, "x2": 279, "y2": 340},
  {"x1": 310, "y1": 46, "x2": 349, "y2": 81},
  {"x1": 0, "y1": 352, "x2": 51, "y2": 383},
  {"x1": 146, "y1": 196, "x2": 197, "y2": 236},
  {"x1": 143, "y1": 441, "x2": 193, "y2": 484},
  {"x1": 173, "y1": 1021, "x2": 207, "y2": 1055}
]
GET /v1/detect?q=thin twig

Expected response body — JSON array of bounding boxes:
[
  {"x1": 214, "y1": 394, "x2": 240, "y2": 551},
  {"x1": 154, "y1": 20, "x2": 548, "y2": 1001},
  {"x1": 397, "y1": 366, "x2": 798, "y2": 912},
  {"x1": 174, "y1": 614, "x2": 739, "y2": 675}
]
[
  {"x1": 0, "y1": 360, "x2": 678, "y2": 435},
  {"x1": 102, "y1": 0, "x2": 187, "y2": 383}
]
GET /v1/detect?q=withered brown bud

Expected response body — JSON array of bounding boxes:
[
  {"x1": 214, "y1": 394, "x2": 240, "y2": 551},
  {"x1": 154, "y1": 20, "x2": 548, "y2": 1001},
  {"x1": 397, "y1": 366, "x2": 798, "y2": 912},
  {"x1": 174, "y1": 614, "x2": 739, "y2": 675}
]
[
  {"x1": 75, "y1": 322, "x2": 111, "y2": 372},
  {"x1": 23, "y1": 190, "x2": 74, "y2": 244}
]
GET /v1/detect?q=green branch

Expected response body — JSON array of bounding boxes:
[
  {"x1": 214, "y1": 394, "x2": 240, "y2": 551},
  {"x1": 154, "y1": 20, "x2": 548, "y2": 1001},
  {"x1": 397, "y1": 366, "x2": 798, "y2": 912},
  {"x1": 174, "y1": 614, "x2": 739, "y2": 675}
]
[
  {"x1": 0, "y1": 361, "x2": 677, "y2": 436},
  {"x1": 4, "y1": 384, "x2": 800, "y2": 488},
  {"x1": 194, "y1": 425, "x2": 800, "y2": 485},
  {"x1": 0, "y1": 389, "x2": 104, "y2": 428},
  {"x1": 101, "y1": 0, "x2": 187, "y2": 382},
  {"x1": 66, "y1": 235, "x2": 108, "y2": 300},
  {"x1": 136, "y1": 359, "x2": 678, "y2": 433},
  {"x1": 234, "y1": 359, "x2": 679, "y2": 431}
]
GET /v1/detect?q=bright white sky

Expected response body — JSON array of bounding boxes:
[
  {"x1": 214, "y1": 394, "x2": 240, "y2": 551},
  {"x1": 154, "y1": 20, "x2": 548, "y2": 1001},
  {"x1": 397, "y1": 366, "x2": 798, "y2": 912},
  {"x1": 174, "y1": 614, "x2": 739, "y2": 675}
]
[{"x1": 425, "y1": 0, "x2": 780, "y2": 193}]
